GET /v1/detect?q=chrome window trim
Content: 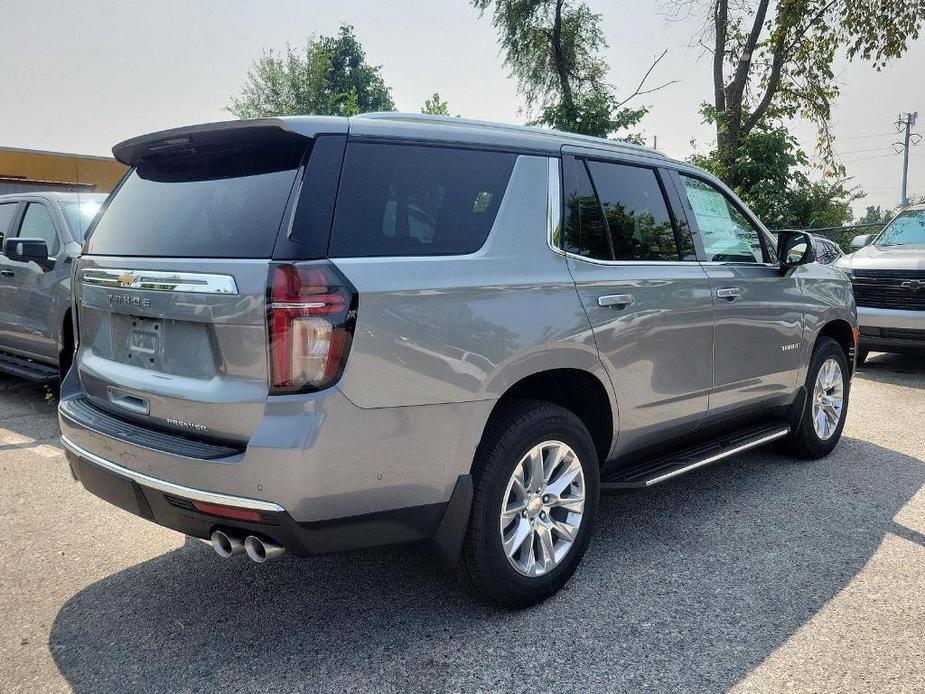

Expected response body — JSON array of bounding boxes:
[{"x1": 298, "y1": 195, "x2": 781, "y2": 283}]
[
  {"x1": 81, "y1": 268, "x2": 238, "y2": 294},
  {"x1": 546, "y1": 157, "x2": 564, "y2": 256},
  {"x1": 547, "y1": 156, "x2": 703, "y2": 266},
  {"x1": 563, "y1": 252, "x2": 697, "y2": 267},
  {"x1": 61, "y1": 436, "x2": 285, "y2": 512}
]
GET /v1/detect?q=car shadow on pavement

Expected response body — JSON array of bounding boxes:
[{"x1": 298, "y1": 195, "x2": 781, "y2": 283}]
[
  {"x1": 48, "y1": 436, "x2": 925, "y2": 694},
  {"x1": 858, "y1": 352, "x2": 925, "y2": 388}
]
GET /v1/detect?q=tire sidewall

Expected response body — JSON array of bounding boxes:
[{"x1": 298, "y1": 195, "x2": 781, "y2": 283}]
[
  {"x1": 472, "y1": 404, "x2": 600, "y2": 605},
  {"x1": 797, "y1": 338, "x2": 850, "y2": 456}
]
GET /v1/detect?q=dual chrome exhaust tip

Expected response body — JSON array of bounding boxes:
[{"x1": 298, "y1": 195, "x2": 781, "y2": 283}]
[{"x1": 210, "y1": 529, "x2": 285, "y2": 563}]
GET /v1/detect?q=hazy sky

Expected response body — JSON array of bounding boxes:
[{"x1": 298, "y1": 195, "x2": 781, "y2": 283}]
[{"x1": 3, "y1": 0, "x2": 923, "y2": 216}]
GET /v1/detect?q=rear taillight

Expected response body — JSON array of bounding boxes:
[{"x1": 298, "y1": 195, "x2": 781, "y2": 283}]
[{"x1": 267, "y1": 262, "x2": 357, "y2": 394}]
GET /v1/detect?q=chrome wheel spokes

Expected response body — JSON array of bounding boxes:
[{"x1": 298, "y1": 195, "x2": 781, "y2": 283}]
[
  {"x1": 811, "y1": 357, "x2": 845, "y2": 440},
  {"x1": 499, "y1": 440, "x2": 585, "y2": 577}
]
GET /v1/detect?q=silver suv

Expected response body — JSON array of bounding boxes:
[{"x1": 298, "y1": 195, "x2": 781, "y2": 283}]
[
  {"x1": 839, "y1": 205, "x2": 925, "y2": 363},
  {"x1": 59, "y1": 114, "x2": 857, "y2": 607}
]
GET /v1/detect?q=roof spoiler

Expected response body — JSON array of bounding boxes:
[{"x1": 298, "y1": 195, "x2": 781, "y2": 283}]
[{"x1": 111, "y1": 118, "x2": 343, "y2": 167}]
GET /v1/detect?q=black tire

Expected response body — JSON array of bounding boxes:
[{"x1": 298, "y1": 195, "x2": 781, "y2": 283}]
[
  {"x1": 782, "y1": 336, "x2": 850, "y2": 459},
  {"x1": 458, "y1": 399, "x2": 600, "y2": 608},
  {"x1": 855, "y1": 348, "x2": 869, "y2": 367}
]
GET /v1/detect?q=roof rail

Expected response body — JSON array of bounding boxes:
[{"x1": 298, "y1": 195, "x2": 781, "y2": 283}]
[{"x1": 354, "y1": 112, "x2": 666, "y2": 158}]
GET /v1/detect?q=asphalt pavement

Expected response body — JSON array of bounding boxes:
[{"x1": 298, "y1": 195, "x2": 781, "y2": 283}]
[{"x1": 1, "y1": 353, "x2": 923, "y2": 693}]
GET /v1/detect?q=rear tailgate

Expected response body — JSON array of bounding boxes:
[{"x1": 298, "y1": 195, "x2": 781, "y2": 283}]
[
  {"x1": 71, "y1": 119, "x2": 342, "y2": 445},
  {"x1": 74, "y1": 257, "x2": 271, "y2": 444}
]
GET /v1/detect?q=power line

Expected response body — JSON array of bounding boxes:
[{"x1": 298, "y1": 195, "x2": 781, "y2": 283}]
[
  {"x1": 842, "y1": 152, "x2": 901, "y2": 164},
  {"x1": 836, "y1": 145, "x2": 896, "y2": 156}
]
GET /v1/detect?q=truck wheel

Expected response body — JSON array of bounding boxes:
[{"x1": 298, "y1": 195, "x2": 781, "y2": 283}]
[
  {"x1": 458, "y1": 400, "x2": 600, "y2": 608},
  {"x1": 783, "y1": 337, "x2": 850, "y2": 459}
]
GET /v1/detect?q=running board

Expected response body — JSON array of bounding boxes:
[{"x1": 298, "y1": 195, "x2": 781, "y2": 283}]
[
  {"x1": 0, "y1": 350, "x2": 58, "y2": 383},
  {"x1": 601, "y1": 422, "x2": 790, "y2": 490}
]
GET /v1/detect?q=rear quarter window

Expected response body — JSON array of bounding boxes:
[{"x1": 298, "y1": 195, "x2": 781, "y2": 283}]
[{"x1": 329, "y1": 143, "x2": 517, "y2": 257}]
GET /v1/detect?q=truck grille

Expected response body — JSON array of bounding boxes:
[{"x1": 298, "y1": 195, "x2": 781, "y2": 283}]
[{"x1": 851, "y1": 270, "x2": 925, "y2": 311}]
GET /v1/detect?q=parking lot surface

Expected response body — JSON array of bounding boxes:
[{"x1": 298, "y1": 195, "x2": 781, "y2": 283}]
[{"x1": 1, "y1": 354, "x2": 923, "y2": 693}]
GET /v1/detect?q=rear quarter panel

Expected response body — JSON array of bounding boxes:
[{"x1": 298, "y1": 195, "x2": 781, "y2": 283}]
[{"x1": 333, "y1": 155, "x2": 611, "y2": 411}]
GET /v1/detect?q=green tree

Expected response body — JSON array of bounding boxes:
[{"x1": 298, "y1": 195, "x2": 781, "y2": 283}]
[
  {"x1": 690, "y1": 124, "x2": 857, "y2": 230},
  {"x1": 228, "y1": 25, "x2": 395, "y2": 118},
  {"x1": 421, "y1": 92, "x2": 451, "y2": 116},
  {"x1": 473, "y1": 0, "x2": 675, "y2": 138},
  {"x1": 857, "y1": 206, "x2": 893, "y2": 227},
  {"x1": 671, "y1": 0, "x2": 925, "y2": 186}
]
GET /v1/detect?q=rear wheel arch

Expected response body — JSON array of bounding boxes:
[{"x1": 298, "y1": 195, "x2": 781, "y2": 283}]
[{"x1": 480, "y1": 369, "x2": 614, "y2": 465}]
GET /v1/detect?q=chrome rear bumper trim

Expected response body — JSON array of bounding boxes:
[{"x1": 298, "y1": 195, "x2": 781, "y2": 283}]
[{"x1": 61, "y1": 435, "x2": 284, "y2": 512}]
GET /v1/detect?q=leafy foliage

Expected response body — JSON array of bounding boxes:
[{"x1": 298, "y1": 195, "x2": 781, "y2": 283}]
[
  {"x1": 473, "y1": 0, "x2": 667, "y2": 138},
  {"x1": 228, "y1": 25, "x2": 395, "y2": 118},
  {"x1": 857, "y1": 206, "x2": 894, "y2": 227},
  {"x1": 671, "y1": 0, "x2": 925, "y2": 185},
  {"x1": 690, "y1": 123, "x2": 857, "y2": 230},
  {"x1": 421, "y1": 92, "x2": 451, "y2": 116}
]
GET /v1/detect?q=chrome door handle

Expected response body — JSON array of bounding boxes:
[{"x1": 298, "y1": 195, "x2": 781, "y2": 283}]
[
  {"x1": 598, "y1": 294, "x2": 634, "y2": 309},
  {"x1": 715, "y1": 287, "x2": 742, "y2": 300},
  {"x1": 0, "y1": 270, "x2": 13, "y2": 277}
]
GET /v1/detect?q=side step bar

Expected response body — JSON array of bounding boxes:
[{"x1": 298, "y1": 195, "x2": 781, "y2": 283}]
[
  {"x1": 0, "y1": 350, "x2": 58, "y2": 383},
  {"x1": 601, "y1": 422, "x2": 790, "y2": 490}
]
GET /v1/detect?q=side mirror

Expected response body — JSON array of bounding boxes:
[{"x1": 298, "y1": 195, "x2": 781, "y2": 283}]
[
  {"x1": 851, "y1": 234, "x2": 875, "y2": 249},
  {"x1": 3, "y1": 237, "x2": 49, "y2": 267},
  {"x1": 777, "y1": 230, "x2": 816, "y2": 268}
]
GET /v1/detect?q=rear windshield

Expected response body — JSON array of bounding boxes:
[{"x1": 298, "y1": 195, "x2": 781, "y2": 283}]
[
  {"x1": 84, "y1": 143, "x2": 305, "y2": 257},
  {"x1": 329, "y1": 143, "x2": 517, "y2": 257}
]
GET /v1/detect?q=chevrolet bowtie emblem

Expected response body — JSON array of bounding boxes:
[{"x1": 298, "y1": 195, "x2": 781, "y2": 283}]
[
  {"x1": 117, "y1": 272, "x2": 137, "y2": 287},
  {"x1": 901, "y1": 279, "x2": 923, "y2": 291}
]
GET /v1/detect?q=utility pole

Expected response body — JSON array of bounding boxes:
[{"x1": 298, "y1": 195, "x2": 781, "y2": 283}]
[{"x1": 896, "y1": 112, "x2": 918, "y2": 207}]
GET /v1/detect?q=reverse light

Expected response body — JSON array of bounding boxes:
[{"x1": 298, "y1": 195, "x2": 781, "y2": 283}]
[{"x1": 267, "y1": 262, "x2": 356, "y2": 393}]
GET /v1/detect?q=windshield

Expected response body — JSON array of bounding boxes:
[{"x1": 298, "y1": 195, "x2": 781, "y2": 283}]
[
  {"x1": 878, "y1": 209, "x2": 925, "y2": 246},
  {"x1": 62, "y1": 199, "x2": 104, "y2": 239}
]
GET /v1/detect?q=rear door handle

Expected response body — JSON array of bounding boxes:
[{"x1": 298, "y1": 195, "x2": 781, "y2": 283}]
[
  {"x1": 598, "y1": 294, "x2": 634, "y2": 309},
  {"x1": 0, "y1": 270, "x2": 13, "y2": 277},
  {"x1": 715, "y1": 287, "x2": 742, "y2": 300}
]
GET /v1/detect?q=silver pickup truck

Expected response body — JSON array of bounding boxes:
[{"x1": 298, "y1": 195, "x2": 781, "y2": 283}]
[
  {"x1": 58, "y1": 115, "x2": 857, "y2": 607},
  {"x1": 0, "y1": 192, "x2": 105, "y2": 381}
]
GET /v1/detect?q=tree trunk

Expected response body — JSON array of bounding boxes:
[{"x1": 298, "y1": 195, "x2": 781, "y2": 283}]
[{"x1": 551, "y1": 0, "x2": 573, "y2": 109}]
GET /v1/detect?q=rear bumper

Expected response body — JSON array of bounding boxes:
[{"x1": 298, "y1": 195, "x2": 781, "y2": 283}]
[
  {"x1": 857, "y1": 306, "x2": 925, "y2": 351},
  {"x1": 62, "y1": 435, "x2": 471, "y2": 557}
]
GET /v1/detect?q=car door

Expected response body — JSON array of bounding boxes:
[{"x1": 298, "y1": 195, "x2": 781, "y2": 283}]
[
  {"x1": 2, "y1": 200, "x2": 63, "y2": 360},
  {"x1": 670, "y1": 171, "x2": 804, "y2": 418},
  {"x1": 0, "y1": 200, "x2": 24, "y2": 351},
  {"x1": 561, "y1": 153, "x2": 715, "y2": 455}
]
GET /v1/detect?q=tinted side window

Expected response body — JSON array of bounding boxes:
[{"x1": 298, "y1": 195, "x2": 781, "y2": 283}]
[
  {"x1": 587, "y1": 161, "x2": 680, "y2": 261},
  {"x1": 0, "y1": 203, "x2": 17, "y2": 242},
  {"x1": 680, "y1": 175, "x2": 764, "y2": 263},
  {"x1": 19, "y1": 203, "x2": 59, "y2": 255},
  {"x1": 564, "y1": 159, "x2": 609, "y2": 258},
  {"x1": 329, "y1": 143, "x2": 517, "y2": 257}
]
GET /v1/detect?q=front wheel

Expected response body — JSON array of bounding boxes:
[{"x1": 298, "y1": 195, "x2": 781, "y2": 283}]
[
  {"x1": 458, "y1": 400, "x2": 600, "y2": 608},
  {"x1": 782, "y1": 337, "x2": 850, "y2": 459}
]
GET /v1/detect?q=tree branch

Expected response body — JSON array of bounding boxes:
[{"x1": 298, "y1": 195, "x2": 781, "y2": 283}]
[{"x1": 615, "y1": 49, "x2": 678, "y2": 107}]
